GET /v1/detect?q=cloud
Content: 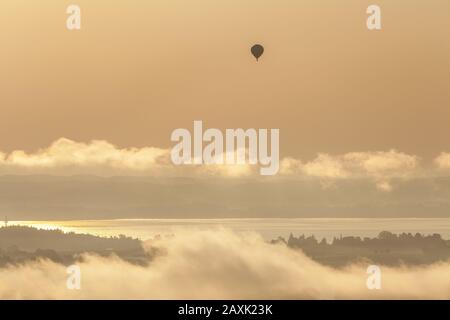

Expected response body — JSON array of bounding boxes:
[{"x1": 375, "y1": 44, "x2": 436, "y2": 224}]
[
  {"x1": 343, "y1": 150, "x2": 419, "y2": 191},
  {"x1": 0, "y1": 138, "x2": 257, "y2": 178},
  {"x1": 344, "y1": 150, "x2": 419, "y2": 180},
  {"x1": 0, "y1": 229, "x2": 449, "y2": 299},
  {"x1": 3, "y1": 138, "x2": 170, "y2": 170},
  {"x1": 279, "y1": 150, "x2": 419, "y2": 191},
  {"x1": 435, "y1": 153, "x2": 450, "y2": 169},
  {"x1": 303, "y1": 154, "x2": 349, "y2": 179},
  {"x1": 0, "y1": 138, "x2": 440, "y2": 191}
]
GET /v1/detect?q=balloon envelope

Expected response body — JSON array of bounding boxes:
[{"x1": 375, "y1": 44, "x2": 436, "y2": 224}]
[{"x1": 251, "y1": 44, "x2": 264, "y2": 61}]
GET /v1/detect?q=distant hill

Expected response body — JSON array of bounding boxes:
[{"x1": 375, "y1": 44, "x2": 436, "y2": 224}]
[
  {"x1": 1, "y1": 175, "x2": 450, "y2": 219},
  {"x1": 0, "y1": 226, "x2": 149, "y2": 266},
  {"x1": 273, "y1": 231, "x2": 450, "y2": 267},
  {"x1": 0, "y1": 226, "x2": 142, "y2": 253}
]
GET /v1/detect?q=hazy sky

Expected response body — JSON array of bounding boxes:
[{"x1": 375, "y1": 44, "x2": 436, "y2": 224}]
[
  {"x1": 0, "y1": 1, "x2": 449, "y2": 219},
  {"x1": 0, "y1": 0, "x2": 449, "y2": 160}
]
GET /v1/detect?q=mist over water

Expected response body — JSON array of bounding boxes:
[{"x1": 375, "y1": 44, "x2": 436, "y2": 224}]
[{"x1": 2, "y1": 228, "x2": 450, "y2": 299}]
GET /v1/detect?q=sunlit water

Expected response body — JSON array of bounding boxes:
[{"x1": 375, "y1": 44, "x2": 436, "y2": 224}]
[{"x1": 10, "y1": 218, "x2": 450, "y2": 241}]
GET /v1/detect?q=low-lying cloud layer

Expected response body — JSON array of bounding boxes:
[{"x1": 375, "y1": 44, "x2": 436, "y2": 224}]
[
  {"x1": 280, "y1": 150, "x2": 419, "y2": 191},
  {"x1": 0, "y1": 138, "x2": 170, "y2": 173},
  {"x1": 1, "y1": 138, "x2": 449, "y2": 192},
  {"x1": 1, "y1": 229, "x2": 449, "y2": 299}
]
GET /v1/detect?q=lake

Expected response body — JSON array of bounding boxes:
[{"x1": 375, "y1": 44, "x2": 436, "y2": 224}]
[{"x1": 11, "y1": 218, "x2": 450, "y2": 241}]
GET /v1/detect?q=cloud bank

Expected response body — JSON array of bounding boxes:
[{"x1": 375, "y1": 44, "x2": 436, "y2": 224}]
[
  {"x1": 0, "y1": 138, "x2": 449, "y2": 192},
  {"x1": 435, "y1": 153, "x2": 450, "y2": 169},
  {"x1": 281, "y1": 150, "x2": 419, "y2": 191},
  {"x1": 0, "y1": 138, "x2": 170, "y2": 171},
  {"x1": 1, "y1": 229, "x2": 450, "y2": 299}
]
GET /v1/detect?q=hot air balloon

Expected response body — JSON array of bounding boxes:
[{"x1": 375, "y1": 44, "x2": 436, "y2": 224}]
[{"x1": 251, "y1": 44, "x2": 264, "y2": 61}]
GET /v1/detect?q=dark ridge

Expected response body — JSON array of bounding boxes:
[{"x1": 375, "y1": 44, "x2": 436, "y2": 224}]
[
  {"x1": 0, "y1": 226, "x2": 152, "y2": 267},
  {"x1": 272, "y1": 231, "x2": 450, "y2": 267}
]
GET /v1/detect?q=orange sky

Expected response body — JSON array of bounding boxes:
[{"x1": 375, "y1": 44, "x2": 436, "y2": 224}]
[{"x1": 0, "y1": 0, "x2": 449, "y2": 161}]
